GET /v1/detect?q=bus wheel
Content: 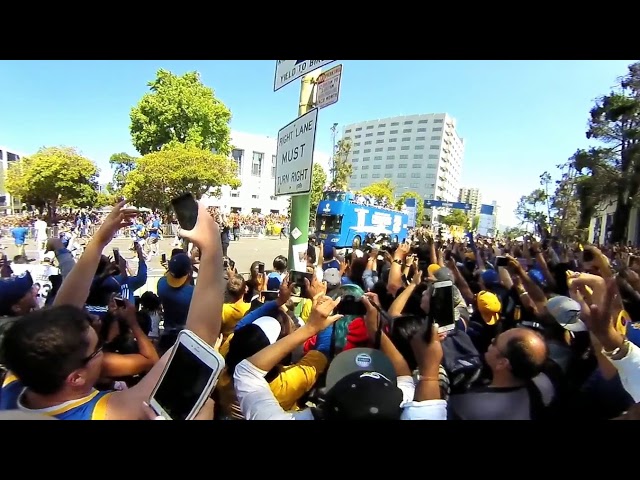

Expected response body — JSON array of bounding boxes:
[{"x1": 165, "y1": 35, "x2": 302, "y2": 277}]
[{"x1": 352, "y1": 236, "x2": 362, "y2": 249}]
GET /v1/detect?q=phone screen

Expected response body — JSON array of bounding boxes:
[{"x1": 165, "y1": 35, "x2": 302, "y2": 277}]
[
  {"x1": 258, "y1": 263, "x2": 265, "y2": 274},
  {"x1": 289, "y1": 270, "x2": 312, "y2": 297},
  {"x1": 261, "y1": 290, "x2": 279, "y2": 302},
  {"x1": 113, "y1": 248, "x2": 120, "y2": 264},
  {"x1": 430, "y1": 283, "x2": 455, "y2": 329},
  {"x1": 114, "y1": 296, "x2": 125, "y2": 308},
  {"x1": 495, "y1": 256, "x2": 508, "y2": 267},
  {"x1": 152, "y1": 343, "x2": 215, "y2": 420},
  {"x1": 161, "y1": 253, "x2": 167, "y2": 263},
  {"x1": 171, "y1": 193, "x2": 199, "y2": 231}
]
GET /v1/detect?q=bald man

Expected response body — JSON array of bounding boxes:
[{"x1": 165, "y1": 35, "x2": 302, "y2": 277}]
[{"x1": 447, "y1": 327, "x2": 552, "y2": 420}]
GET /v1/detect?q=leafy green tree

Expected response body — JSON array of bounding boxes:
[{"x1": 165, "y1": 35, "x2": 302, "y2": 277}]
[
  {"x1": 471, "y1": 214, "x2": 480, "y2": 231},
  {"x1": 122, "y1": 143, "x2": 240, "y2": 211},
  {"x1": 358, "y1": 179, "x2": 394, "y2": 204},
  {"x1": 95, "y1": 191, "x2": 117, "y2": 209},
  {"x1": 310, "y1": 163, "x2": 328, "y2": 220},
  {"x1": 441, "y1": 209, "x2": 469, "y2": 228},
  {"x1": 515, "y1": 188, "x2": 548, "y2": 232},
  {"x1": 130, "y1": 69, "x2": 232, "y2": 156},
  {"x1": 329, "y1": 139, "x2": 353, "y2": 191},
  {"x1": 109, "y1": 152, "x2": 137, "y2": 192},
  {"x1": 6, "y1": 146, "x2": 99, "y2": 217},
  {"x1": 395, "y1": 191, "x2": 424, "y2": 225},
  {"x1": 571, "y1": 62, "x2": 640, "y2": 243}
]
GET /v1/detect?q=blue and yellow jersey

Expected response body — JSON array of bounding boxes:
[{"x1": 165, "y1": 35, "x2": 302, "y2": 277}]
[{"x1": 0, "y1": 373, "x2": 113, "y2": 420}]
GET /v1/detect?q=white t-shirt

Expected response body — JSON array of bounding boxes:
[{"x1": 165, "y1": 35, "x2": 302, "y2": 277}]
[{"x1": 34, "y1": 220, "x2": 47, "y2": 240}]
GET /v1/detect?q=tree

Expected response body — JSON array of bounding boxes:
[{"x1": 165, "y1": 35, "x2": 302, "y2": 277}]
[
  {"x1": 571, "y1": 62, "x2": 640, "y2": 243},
  {"x1": 441, "y1": 209, "x2": 469, "y2": 228},
  {"x1": 549, "y1": 160, "x2": 584, "y2": 240},
  {"x1": 472, "y1": 214, "x2": 480, "y2": 231},
  {"x1": 109, "y1": 152, "x2": 137, "y2": 192},
  {"x1": 329, "y1": 139, "x2": 353, "y2": 191},
  {"x1": 358, "y1": 179, "x2": 394, "y2": 204},
  {"x1": 6, "y1": 146, "x2": 99, "y2": 217},
  {"x1": 515, "y1": 188, "x2": 549, "y2": 233},
  {"x1": 95, "y1": 191, "x2": 117, "y2": 209},
  {"x1": 310, "y1": 163, "x2": 328, "y2": 220},
  {"x1": 122, "y1": 143, "x2": 240, "y2": 211},
  {"x1": 130, "y1": 69, "x2": 232, "y2": 156},
  {"x1": 395, "y1": 191, "x2": 424, "y2": 225},
  {"x1": 503, "y1": 226, "x2": 527, "y2": 239}
]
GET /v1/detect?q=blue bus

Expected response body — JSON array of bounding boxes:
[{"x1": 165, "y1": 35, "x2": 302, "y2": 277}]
[{"x1": 315, "y1": 191, "x2": 410, "y2": 249}]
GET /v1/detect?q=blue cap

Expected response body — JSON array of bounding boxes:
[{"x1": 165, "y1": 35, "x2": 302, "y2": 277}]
[
  {"x1": 266, "y1": 272, "x2": 282, "y2": 291},
  {"x1": 481, "y1": 269, "x2": 500, "y2": 286},
  {"x1": 0, "y1": 272, "x2": 34, "y2": 315}
]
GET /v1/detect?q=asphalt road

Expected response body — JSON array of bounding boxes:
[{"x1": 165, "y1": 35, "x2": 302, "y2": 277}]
[{"x1": 0, "y1": 235, "x2": 290, "y2": 294}]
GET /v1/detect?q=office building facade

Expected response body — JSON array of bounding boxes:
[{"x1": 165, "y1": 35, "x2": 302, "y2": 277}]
[
  {"x1": 459, "y1": 187, "x2": 482, "y2": 219},
  {"x1": 342, "y1": 114, "x2": 465, "y2": 217},
  {"x1": 0, "y1": 145, "x2": 26, "y2": 214}
]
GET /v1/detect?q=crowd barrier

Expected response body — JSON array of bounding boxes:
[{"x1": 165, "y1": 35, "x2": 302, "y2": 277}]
[
  {"x1": 134, "y1": 271, "x2": 260, "y2": 296},
  {"x1": 0, "y1": 224, "x2": 283, "y2": 240}
]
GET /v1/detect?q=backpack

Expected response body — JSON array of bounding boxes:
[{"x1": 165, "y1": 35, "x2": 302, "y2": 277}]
[{"x1": 440, "y1": 329, "x2": 483, "y2": 394}]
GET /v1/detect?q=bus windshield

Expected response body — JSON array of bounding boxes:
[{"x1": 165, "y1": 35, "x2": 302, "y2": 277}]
[
  {"x1": 316, "y1": 214, "x2": 342, "y2": 234},
  {"x1": 322, "y1": 191, "x2": 347, "y2": 202}
]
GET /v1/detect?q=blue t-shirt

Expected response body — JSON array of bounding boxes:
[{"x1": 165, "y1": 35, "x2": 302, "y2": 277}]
[{"x1": 11, "y1": 227, "x2": 28, "y2": 245}]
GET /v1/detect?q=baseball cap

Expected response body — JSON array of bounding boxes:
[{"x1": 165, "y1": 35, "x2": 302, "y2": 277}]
[
  {"x1": 166, "y1": 253, "x2": 191, "y2": 288},
  {"x1": 0, "y1": 272, "x2": 34, "y2": 316},
  {"x1": 434, "y1": 267, "x2": 454, "y2": 282},
  {"x1": 476, "y1": 290, "x2": 501, "y2": 325},
  {"x1": 427, "y1": 264, "x2": 441, "y2": 277},
  {"x1": 266, "y1": 273, "x2": 283, "y2": 291},
  {"x1": 322, "y1": 348, "x2": 403, "y2": 420},
  {"x1": 481, "y1": 269, "x2": 500, "y2": 286},
  {"x1": 323, "y1": 268, "x2": 341, "y2": 289},
  {"x1": 546, "y1": 296, "x2": 586, "y2": 332}
]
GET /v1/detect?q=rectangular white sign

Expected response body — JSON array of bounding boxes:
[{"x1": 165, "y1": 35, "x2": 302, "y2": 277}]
[
  {"x1": 275, "y1": 108, "x2": 319, "y2": 196},
  {"x1": 316, "y1": 64, "x2": 343, "y2": 109},
  {"x1": 273, "y1": 60, "x2": 335, "y2": 92}
]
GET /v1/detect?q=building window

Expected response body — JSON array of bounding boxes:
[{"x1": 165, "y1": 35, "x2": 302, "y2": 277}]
[
  {"x1": 402, "y1": 129, "x2": 412, "y2": 134},
  {"x1": 252, "y1": 195, "x2": 259, "y2": 199},
  {"x1": 372, "y1": 173, "x2": 381, "y2": 178},
  {"x1": 412, "y1": 163, "x2": 421, "y2": 168},
  {"x1": 232, "y1": 149, "x2": 244, "y2": 175},
  {"x1": 415, "y1": 136, "x2": 426, "y2": 141},
  {"x1": 271, "y1": 155, "x2": 276, "y2": 178},
  {"x1": 403, "y1": 121, "x2": 413, "y2": 125},
  {"x1": 384, "y1": 173, "x2": 392, "y2": 178},
  {"x1": 364, "y1": 141, "x2": 372, "y2": 145},
  {"x1": 365, "y1": 133, "x2": 373, "y2": 137},
  {"x1": 375, "y1": 148, "x2": 383, "y2": 152},
  {"x1": 356, "y1": 127, "x2": 362, "y2": 131},
  {"x1": 376, "y1": 140, "x2": 384, "y2": 144},
  {"x1": 414, "y1": 154, "x2": 424, "y2": 159},
  {"x1": 378, "y1": 123, "x2": 386, "y2": 128},
  {"x1": 402, "y1": 137, "x2": 411, "y2": 142},
  {"x1": 377, "y1": 131, "x2": 385, "y2": 136},
  {"x1": 417, "y1": 127, "x2": 427, "y2": 132},
  {"x1": 345, "y1": 129, "x2": 352, "y2": 133},
  {"x1": 390, "y1": 129, "x2": 398, "y2": 134},
  {"x1": 252, "y1": 151, "x2": 263, "y2": 176},
  {"x1": 390, "y1": 122, "x2": 399, "y2": 126},
  {"x1": 431, "y1": 136, "x2": 442, "y2": 141},
  {"x1": 415, "y1": 145, "x2": 424, "y2": 150},
  {"x1": 364, "y1": 149, "x2": 371, "y2": 153},
  {"x1": 433, "y1": 119, "x2": 444, "y2": 124},
  {"x1": 386, "y1": 164, "x2": 394, "y2": 169},
  {"x1": 433, "y1": 127, "x2": 442, "y2": 132},
  {"x1": 389, "y1": 138, "x2": 397, "y2": 143},
  {"x1": 397, "y1": 173, "x2": 407, "y2": 178},
  {"x1": 417, "y1": 119, "x2": 428, "y2": 124},
  {"x1": 366, "y1": 125, "x2": 374, "y2": 130}
]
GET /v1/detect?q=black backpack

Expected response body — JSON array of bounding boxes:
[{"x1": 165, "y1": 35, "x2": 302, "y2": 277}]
[{"x1": 441, "y1": 329, "x2": 482, "y2": 394}]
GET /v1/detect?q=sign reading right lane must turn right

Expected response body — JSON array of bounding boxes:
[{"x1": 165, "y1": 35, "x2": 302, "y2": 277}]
[{"x1": 274, "y1": 108, "x2": 319, "y2": 197}]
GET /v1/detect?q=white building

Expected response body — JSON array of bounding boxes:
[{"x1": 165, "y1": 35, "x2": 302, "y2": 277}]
[
  {"x1": 588, "y1": 198, "x2": 640, "y2": 245},
  {"x1": 342, "y1": 113, "x2": 464, "y2": 223},
  {"x1": 203, "y1": 131, "x2": 330, "y2": 215},
  {"x1": 0, "y1": 145, "x2": 27, "y2": 214},
  {"x1": 459, "y1": 187, "x2": 482, "y2": 219},
  {"x1": 477, "y1": 201, "x2": 499, "y2": 237}
]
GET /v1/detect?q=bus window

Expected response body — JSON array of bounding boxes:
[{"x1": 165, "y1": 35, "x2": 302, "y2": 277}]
[
  {"x1": 317, "y1": 214, "x2": 343, "y2": 234},
  {"x1": 322, "y1": 191, "x2": 346, "y2": 202}
]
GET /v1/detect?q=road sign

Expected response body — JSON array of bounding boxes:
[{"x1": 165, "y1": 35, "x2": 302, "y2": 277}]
[
  {"x1": 275, "y1": 108, "x2": 319, "y2": 196},
  {"x1": 274, "y1": 60, "x2": 335, "y2": 92},
  {"x1": 423, "y1": 199, "x2": 472, "y2": 210},
  {"x1": 316, "y1": 64, "x2": 342, "y2": 109},
  {"x1": 480, "y1": 204, "x2": 495, "y2": 215}
]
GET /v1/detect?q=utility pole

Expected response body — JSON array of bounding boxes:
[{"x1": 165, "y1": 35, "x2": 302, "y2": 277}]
[
  {"x1": 330, "y1": 123, "x2": 338, "y2": 183},
  {"x1": 288, "y1": 71, "x2": 321, "y2": 269}
]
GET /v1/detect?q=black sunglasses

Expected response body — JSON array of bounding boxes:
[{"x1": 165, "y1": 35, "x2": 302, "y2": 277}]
[{"x1": 81, "y1": 344, "x2": 103, "y2": 365}]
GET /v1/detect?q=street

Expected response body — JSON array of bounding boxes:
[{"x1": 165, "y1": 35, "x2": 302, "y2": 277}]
[{"x1": 0, "y1": 235, "x2": 291, "y2": 295}]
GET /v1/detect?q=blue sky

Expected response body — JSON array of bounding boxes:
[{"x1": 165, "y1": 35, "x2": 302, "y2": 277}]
[{"x1": 0, "y1": 60, "x2": 635, "y2": 226}]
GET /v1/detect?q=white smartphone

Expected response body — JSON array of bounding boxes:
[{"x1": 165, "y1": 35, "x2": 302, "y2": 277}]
[
  {"x1": 148, "y1": 329, "x2": 225, "y2": 420},
  {"x1": 430, "y1": 280, "x2": 456, "y2": 334}
]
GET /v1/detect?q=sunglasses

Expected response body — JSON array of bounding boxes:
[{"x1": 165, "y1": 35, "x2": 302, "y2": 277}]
[{"x1": 81, "y1": 344, "x2": 103, "y2": 365}]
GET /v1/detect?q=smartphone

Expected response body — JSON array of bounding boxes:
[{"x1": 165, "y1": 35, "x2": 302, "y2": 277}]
[
  {"x1": 258, "y1": 262, "x2": 265, "y2": 274},
  {"x1": 114, "y1": 296, "x2": 125, "y2": 308},
  {"x1": 223, "y1": 259, "x2": 229, "y2": 268},
  {"x1": 161, "y1": 253, "x2": 167, "y2": 264},
  {"x1": 149, "y1": 330, "x2": 225, "y2": 420},
  {"x1": 495, "y1": 256, "x2": 508, "y2": 268},
  {"x1": 430, "y1": 280, "x2": 456, "y2": 334},
  {"x1": 582, "y1": 250, "x2": 594, "y2": 263},
  {"x1": 171, "y1": 193, "x2": 199, "y2": 231},
  {"x1": 289, "y1": 270, "x2": 313, "y2": 298},
  {"x1": 113, "y1": 248, "x2": 121, "y2": 264},
  {"x1": 444, "y1": 250, "x2": 452, "y2": 261},
  {"x1": 261, "y1": 290, "x2": 280, "y2": 302}
]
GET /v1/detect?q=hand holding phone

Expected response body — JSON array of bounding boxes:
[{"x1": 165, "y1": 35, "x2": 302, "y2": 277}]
[
  {"x1": 171, "y1": 193, "x2": 217, "y2": 250},
  {"x1": 148, "y1": 330, "x2": 225, "y2": 420}
]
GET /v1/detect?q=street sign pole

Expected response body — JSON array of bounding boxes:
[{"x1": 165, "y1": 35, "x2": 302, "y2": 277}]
[{"x1": 288, "y1": 71, "x2": 320, "y2": 269}]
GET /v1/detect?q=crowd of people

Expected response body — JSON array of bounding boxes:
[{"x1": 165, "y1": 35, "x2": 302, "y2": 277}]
[{"x1": 1, "y1": 198, "x2": 640, "y2": 420}]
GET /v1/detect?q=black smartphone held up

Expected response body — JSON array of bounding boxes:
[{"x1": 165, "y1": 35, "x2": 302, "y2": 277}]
[
  {"x1": 258, "y1": 262, "x2": 265, "y2": 274},
  {"x1": 113, "y1": 248, "x2": 121, "y2": 264},
  {"x1": 114, "y1": 296, "x2": 126, "y2": 308},
  {"x1": 289, "y1": 270, "x2": 313, "y2": 298},
  {"x1": 161, "y1": 253, "x2": 167, "y2": 264},
  {"x1": 582, "y1": 250, "x2": 595, "y2": 263},
  {"x1": 495, "y1": 256, "x2": 509, "y2": 268},
  {"x1": 223, "y1": 258, "x2": 229, "y2": 269},
  {"x1": 171, "y1": 193, "x2": 199, "y2": 231},
  {"x1": 430, "y1": 280, "x2": 456, "y2": 334},
  {"x1": 261, "y1": 290, "x2": 280, "y2": 302}
]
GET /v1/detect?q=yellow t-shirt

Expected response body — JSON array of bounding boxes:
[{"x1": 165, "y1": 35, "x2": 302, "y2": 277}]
[{"x1": 221, "y1": 301, "x2": 251, "y2": 340}]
